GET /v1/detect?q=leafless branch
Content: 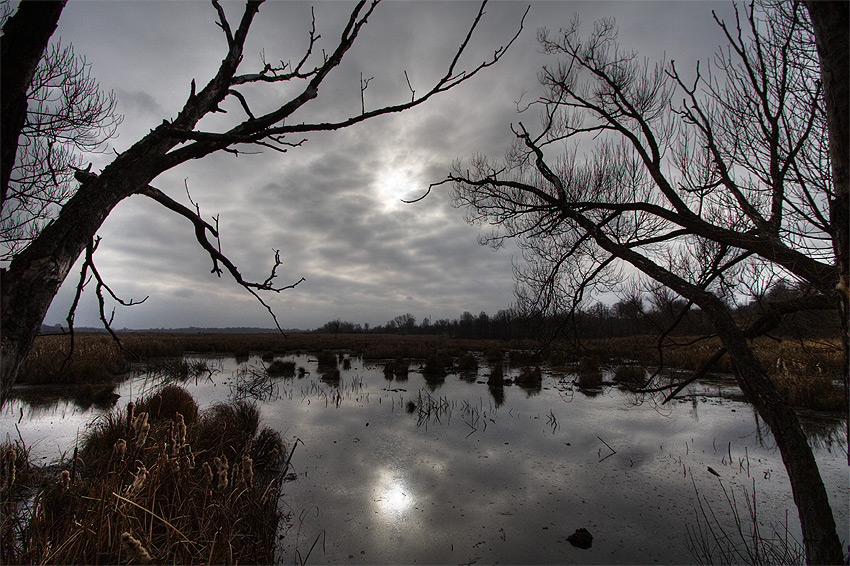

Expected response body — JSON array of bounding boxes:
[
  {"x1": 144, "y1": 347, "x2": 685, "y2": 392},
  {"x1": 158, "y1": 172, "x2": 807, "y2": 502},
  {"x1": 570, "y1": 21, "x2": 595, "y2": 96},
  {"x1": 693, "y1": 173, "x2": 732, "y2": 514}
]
[{"x1": 137, "y1": 181, "x2": 305, "y2": 334}]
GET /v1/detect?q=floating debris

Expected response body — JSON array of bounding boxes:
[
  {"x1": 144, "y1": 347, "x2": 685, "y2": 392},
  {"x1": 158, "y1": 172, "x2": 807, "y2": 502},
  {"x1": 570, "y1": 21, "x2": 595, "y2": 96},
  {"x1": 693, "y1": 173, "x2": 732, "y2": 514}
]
[{"x1": 567, "y1": 527, "x2": 593, "y2": 549}]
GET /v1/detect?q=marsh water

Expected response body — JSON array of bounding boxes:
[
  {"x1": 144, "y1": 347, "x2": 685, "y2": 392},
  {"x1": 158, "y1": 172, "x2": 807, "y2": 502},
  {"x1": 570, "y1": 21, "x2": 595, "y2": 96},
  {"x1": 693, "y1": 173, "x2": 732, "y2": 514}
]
[{"x1": 3, "y1": 352, "x2": 847, "y2": 564}]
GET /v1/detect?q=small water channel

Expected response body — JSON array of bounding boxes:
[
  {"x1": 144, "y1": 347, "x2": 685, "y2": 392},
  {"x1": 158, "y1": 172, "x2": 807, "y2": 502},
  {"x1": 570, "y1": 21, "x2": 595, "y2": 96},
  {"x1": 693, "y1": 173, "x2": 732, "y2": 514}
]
[{"x1": 2, "y1": 352, "x2": 847, "y2": 564}]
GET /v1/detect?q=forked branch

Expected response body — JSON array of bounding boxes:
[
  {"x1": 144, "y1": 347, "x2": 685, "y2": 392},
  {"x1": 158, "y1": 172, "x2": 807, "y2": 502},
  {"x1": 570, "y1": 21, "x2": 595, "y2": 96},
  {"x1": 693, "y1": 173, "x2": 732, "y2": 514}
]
[{"x1": 136, "y1": 181, "x2": 304, "y2": 334}]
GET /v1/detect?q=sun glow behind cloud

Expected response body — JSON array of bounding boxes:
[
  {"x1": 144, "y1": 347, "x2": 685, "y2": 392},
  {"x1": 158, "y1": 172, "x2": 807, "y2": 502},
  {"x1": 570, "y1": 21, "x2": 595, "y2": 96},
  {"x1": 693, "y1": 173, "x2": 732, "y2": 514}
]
[{"x1": 373, "y1": 166, "x2": 421, "y2": 211}]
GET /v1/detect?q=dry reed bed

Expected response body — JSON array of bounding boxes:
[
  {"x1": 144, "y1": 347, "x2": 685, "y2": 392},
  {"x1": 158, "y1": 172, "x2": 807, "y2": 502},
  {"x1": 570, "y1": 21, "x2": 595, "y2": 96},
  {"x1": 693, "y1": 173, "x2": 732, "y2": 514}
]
[
  {"x1": 569, "y1": 335, "x2": 845, "y2": 411},
  {"x1": 1, "y1": 384, "x2": 288, "y2": 565}
]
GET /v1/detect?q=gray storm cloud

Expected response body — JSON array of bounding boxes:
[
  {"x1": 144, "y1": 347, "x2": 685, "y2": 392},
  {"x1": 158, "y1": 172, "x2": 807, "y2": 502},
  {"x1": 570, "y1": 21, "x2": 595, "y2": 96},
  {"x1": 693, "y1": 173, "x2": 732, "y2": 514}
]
[{"x1": 42, "y1": 1, "x2": 732, "y2": 330}]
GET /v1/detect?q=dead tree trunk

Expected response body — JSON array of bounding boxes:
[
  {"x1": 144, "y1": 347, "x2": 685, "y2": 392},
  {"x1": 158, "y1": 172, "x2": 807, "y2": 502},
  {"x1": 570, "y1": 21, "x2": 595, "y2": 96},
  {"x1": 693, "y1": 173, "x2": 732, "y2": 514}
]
[{"x1": 0, "y1": 160, "x2": 156, "y2": 404}]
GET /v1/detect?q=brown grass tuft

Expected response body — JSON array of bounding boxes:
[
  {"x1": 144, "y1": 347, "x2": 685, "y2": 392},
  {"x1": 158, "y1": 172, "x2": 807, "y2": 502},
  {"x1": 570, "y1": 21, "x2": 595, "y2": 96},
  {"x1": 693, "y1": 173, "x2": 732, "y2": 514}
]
[
  {"x1": 576, "y1": 356, "x2": 603, "y2": 388},
  {"x1": 5, "y1": 386, "x2": 289, "y2": 565}
]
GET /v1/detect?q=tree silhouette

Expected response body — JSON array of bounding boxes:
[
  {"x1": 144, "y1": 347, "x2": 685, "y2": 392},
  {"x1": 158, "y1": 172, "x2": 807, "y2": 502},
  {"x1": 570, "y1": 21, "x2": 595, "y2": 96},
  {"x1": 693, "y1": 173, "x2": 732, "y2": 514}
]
[
  {"x1": 448, "y1": 1, "x2": 845, "y2": 562},
  {"x1": 0, "y1": 0, "x2": 527, "y2": 403}
]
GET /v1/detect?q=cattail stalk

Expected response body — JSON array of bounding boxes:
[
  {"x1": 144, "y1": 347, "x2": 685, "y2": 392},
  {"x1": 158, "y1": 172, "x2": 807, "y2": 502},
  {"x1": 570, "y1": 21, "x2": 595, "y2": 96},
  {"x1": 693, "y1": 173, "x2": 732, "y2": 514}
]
[
  {"x1": 3, "y1": 447, "x2": 16, "y2": 492},
  {"x1": 175, "y1": 413, "x2": 187, "y2": 448},
  {"x1": 202, "y1": 462, "x2": 213, "y2": 487}
]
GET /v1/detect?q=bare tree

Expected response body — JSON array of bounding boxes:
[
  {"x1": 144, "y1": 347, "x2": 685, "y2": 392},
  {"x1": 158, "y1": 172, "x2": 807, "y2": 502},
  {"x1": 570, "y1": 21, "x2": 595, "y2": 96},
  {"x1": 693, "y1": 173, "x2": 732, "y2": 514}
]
[
  {"x1": 1, "y1": 41, "x2": 121, "y2": 258},
  {"x1": 0, "y1": 0, "x2": 66, "y2": 205},
  {"x1": 447, "y1": 1, "x2": 844, "y2": 563},
  {"x1": 0, "y1": 0, "x2": 528, "y2": 403}
]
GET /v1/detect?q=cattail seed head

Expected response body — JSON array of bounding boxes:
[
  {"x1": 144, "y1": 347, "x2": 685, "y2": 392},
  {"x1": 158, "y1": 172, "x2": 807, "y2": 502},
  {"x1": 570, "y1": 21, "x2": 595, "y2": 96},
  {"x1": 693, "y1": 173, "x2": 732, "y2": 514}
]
[
  {"x1": 175, "y1": 413, "x2": 187, "y2": 447},
  {"x1": 60, "y1": 469, "x2": 71, "y2": 489},
  {"x1": 3, "y1": 447, "x2": 17, "y2": 490},
  {"x1": 129, "y1": 463, "x2": 147, "y2": 494},
  {"x1": 114, "y1": 439, "x2": 127, "y2": 462},
  {"x1": 180, "y1": 444, "x2": 195, "y2": 472},
  {"x1": 242, "y1": 456, "x2": 254, "y2": 488},
  {"x1": 134, "y1": 423, "x2": 150, "y2": 451},
  {"x1": 133, "y1": 412, "x2": 149, "y2": 435},
  {"x1": 121, "y1": 532, "x2": 152, "y2": 564},
  {"x1": 214, "y1": 456, "x2": 229, "y2": 491},
  {"x1": 202, "y1": 462, "x2": 213, "y2": 486}
]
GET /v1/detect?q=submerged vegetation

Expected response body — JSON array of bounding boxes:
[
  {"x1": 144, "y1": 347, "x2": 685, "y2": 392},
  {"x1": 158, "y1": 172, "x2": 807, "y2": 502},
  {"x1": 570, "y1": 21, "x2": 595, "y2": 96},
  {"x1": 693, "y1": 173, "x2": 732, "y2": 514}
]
[{"x1": 1, "y1": 385, "x2": 289, "y2": 565}]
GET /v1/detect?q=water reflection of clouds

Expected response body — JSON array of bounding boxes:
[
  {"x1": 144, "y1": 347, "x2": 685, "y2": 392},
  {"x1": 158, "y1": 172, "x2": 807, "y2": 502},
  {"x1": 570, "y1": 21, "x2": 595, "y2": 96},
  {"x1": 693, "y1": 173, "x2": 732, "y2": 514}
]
[{"x1": 6, "y1": 354, "x2": 847, "y2": 563}]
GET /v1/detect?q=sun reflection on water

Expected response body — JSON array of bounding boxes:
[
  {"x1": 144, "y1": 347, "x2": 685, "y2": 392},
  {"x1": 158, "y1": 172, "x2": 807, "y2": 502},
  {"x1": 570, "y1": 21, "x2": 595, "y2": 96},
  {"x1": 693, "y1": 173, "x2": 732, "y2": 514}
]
[{"x1": 375, "y1": 469, "x2": 414, "y2": 516}]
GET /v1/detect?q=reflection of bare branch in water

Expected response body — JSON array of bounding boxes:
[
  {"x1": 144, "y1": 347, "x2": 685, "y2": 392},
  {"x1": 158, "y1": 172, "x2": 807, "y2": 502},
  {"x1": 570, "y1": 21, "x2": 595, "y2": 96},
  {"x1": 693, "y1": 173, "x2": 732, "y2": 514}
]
[
  {"x1": 231, "y1": 364, "x2": 283, "y2": 402},
  {"x1": 687, "y1": 477, "x2": 804, "y2": 565},
  {"x1": 797, "y1": 413, "x2": 848, "y2": 453},
  {"x1": 134, "y1": 356, "x2": 222, "y2": 397}
]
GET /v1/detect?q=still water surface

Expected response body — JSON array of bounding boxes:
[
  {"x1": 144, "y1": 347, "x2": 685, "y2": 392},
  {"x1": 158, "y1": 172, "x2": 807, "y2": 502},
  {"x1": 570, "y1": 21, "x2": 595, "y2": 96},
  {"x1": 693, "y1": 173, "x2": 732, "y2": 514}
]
[{"x1": 2, "y1": 353, "x2": 847, "y2": 564}]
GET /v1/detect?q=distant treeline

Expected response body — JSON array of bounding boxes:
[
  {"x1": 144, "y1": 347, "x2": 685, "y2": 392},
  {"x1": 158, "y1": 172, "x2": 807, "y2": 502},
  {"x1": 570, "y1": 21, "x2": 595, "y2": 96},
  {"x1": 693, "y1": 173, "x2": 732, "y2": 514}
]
[
  {"x1": 315, "y1": 281, "x2": 839, "y2": 341},
  {"x1": 40, "y1": 325, "x2": 301, "y2": 335}
]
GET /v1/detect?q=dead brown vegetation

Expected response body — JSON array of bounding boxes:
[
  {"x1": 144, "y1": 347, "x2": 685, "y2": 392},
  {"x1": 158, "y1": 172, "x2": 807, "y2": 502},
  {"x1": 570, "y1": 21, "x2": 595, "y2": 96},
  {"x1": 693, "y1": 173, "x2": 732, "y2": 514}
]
[{"x1": 3, "y1": 385, "x2": 288, "y2": 565}]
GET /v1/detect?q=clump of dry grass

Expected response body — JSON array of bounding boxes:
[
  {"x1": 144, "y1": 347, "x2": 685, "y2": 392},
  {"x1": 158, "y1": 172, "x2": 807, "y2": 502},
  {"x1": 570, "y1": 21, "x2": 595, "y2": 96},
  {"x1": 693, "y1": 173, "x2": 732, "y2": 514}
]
[
  {"x1": 383, "y1": 361, "x2": 396, "y2": 379},
  {"x1": 488, "y1": 362, "x2": 504, "y2": 386},
  {"x1": 266, "y1": 359, "x2": 296, "y2": 377},
  {"x1": 6, "y1": 385, "x2": 289, "y2": 565},
  {"x1": 319, "y1": 367, "x2": 341, "y2": 384},
  {"x1": 614, "y1": 364, "x2": 646, "y2": 385},
  {"x1": 515, "y1": 366, "x2": 542, "y2": 386},
  {"x1": 456, "y1": 353, "x2": 478, "y2": 372},
  {"x1": 391, "y1": 357, "x2": 409, "y2": 379},
  {"x1": 576, "y1": 356, "x2": 603, "y2": 388},
  {"x1": 422, "y1": 354, "x2": 448, "y2": 377},
  {"x1": 485, "y1": 348, "x2": 503, "y2": 364},
  {"x1": 315, "y1": 351, "x2": 338, "y2": 368}
]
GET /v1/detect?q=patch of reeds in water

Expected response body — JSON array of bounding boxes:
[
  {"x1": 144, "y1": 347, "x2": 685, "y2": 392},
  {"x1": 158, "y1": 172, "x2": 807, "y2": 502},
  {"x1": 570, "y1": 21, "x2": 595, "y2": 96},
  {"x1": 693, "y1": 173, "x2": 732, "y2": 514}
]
[
  {"x1": 515, "y1": 366, "x2": 542, "y2": 386},
  {"x1": 3, "y1": 384, "x2": 289, "y2": 565},
  {"x1": 456, "y1": 353, "x2": 479, "y2": 373},
  {"x1": 770, "y1": 358, "x2": 845, "y2": 412},
  {"x1": 687, "y1": 477, "x2": 804, "y2": 565},
  {"x1": 487, "y1": 362, "x2": 504, "y2": 386},
  {"x1": 266, "y1": 359, "x2": 296, "y2": 377},
  {"x1": 576, "y1": 356, "x2": 603, "y2": 388},
  {"x1": 18, "y1": 334, "x2": 126, "y2": 385},
  {"x1": 613, "y1": 364, "x2": 646, "y2": 386},
  {"x1": 19, "y1": 332, "x2": 845, "y2": 412}
]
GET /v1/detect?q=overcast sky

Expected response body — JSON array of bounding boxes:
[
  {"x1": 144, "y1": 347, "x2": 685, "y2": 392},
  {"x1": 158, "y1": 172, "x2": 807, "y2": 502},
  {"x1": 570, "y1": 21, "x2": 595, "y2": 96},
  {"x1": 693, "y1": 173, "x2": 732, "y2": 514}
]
[{"x1": 38, "y1": 0, "x2": 734, "y2": 331}]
